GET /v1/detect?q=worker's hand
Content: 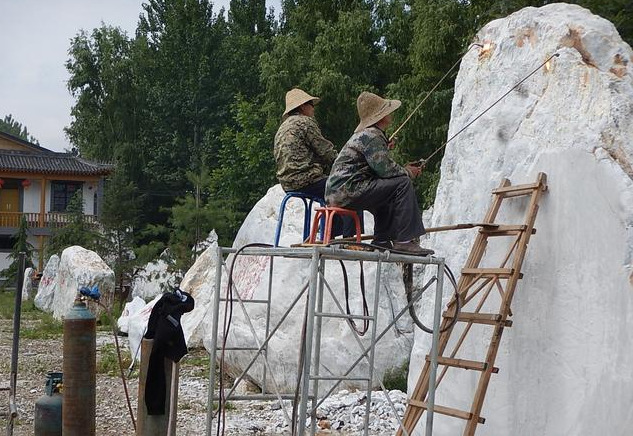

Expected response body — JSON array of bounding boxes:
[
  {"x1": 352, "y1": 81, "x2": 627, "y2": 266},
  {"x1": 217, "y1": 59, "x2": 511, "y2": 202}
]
[
  {"x1": 405, "y1": 163, "x2": 422, "y2": 178},
  {"x1": 387, "y1": 137, "x2": 396, "y2": 150}
]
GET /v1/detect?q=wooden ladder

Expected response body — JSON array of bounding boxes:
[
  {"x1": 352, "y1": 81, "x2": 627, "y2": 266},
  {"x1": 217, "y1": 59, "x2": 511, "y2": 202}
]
[{"x1": 398, "y1": 172, "x2": 548, "y2": 436}]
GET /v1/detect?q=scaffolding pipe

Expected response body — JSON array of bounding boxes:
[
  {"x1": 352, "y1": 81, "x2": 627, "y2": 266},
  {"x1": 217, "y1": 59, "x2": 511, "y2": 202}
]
[
  {"x1": 425, "y1": 259, "x2": 445, "y2": 436},
  {"x1": 6, "y1": 252, "x2": 25, "y2": 435}
]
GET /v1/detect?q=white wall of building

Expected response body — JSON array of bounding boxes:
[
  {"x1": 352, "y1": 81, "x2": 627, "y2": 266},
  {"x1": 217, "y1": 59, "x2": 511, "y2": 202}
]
[{"x1": 21, "y1": 180, "x2": 96, "y2": 215}]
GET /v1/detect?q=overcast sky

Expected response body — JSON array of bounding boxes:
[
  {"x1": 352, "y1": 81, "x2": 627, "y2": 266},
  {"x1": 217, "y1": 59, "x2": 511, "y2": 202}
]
[{"x1": 0, "y1": 0, "x2": 279, "y2": 152}]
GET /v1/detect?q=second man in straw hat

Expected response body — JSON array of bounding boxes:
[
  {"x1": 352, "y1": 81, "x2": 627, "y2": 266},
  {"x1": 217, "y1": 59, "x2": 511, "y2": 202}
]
[{"x1": 325, "y1": 91, "x2": 432, "y2": 255}]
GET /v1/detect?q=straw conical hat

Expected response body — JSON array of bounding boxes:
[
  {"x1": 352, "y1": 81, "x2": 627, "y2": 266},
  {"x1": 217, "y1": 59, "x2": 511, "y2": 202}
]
[
  {"x1": 282, "y1": 88, "x2": 320, "y2": 117},
  {"x1": 355, "y1": 91, "x2": 401, "y2": 133}
]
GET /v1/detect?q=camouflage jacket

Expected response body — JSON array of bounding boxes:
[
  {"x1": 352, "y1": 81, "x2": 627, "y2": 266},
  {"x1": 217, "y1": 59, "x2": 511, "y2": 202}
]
[
  {"x1": 274, "y1": 115, "x2": 338, "y2": 191},
  {"x1": 325, "y1": 127, "x2": 409, "y2": 207}
]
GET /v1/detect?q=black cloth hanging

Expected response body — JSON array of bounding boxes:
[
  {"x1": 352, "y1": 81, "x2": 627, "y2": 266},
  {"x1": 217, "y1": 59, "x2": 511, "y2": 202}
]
[{"x1": 144, "y1": 288, "x2": 195, "y2": 415}]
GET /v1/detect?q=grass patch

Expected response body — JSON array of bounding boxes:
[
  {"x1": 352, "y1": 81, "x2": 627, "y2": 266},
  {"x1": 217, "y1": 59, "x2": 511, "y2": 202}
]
[
  {"x1": 97, "y1": 343, "x2": 132, "y2": 376},
  {"x1": 21, "y1": 315, "x2": 62, "y2": 339},
  {"x1": 0, "y1": 292, "x2": 63, "y2": 339},
  {"x1": 181, "y1": 348, "x2": 210, "y2": 378},
  {"x1": 382, "y1": 359, "x2": 409, "y2": 392}
]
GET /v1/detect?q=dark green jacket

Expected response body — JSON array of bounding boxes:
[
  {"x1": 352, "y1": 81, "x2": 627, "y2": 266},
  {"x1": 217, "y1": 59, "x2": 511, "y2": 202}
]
[{"x1": 325, "y1": 127, "x2": 409, "y2": 206}]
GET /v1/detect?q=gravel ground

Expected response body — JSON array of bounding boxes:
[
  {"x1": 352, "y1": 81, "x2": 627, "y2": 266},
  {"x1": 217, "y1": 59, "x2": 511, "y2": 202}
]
[
  {"x1": 0, "y1": 317, "x2": 403, "y2": 435},
  {"x1": 0, "y1": 317, "x2": 212, "y2": 435}
]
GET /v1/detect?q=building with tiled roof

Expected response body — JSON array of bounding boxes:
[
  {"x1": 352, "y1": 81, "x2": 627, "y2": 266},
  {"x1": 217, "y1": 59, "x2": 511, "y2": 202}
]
[{"x1": 0, "y1": 131, "x2": 114, "y2": 272}]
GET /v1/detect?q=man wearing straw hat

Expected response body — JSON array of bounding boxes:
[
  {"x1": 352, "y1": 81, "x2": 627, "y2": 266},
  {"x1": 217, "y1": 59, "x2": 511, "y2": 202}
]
[
  {"x1": 325, "y1": 91, "x2": 431, "y2": 255},
  {"x1": 274, "y1": 88, "x2": 357, "y2": 237}
]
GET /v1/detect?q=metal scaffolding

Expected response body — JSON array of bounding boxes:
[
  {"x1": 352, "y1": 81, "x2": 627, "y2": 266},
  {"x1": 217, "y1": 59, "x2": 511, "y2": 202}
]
[{"x1": 205, "y1": 245, "x2": 446, "y2": 436}]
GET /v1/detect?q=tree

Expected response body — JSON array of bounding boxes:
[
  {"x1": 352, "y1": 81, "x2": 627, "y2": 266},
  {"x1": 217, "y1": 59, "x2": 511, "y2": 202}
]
[
  {"x1": 98, "y1": 168, "x2": 143, "y2": 303},
  {"x1": 210, "y1": 96, "x2": 276, "y2": 239},
  {"x1": 168, "y1": 167, "x2": 237, "y2": 270},
  {"x1": 0, "y1": 114, "x2": 39, "y2": 144},
  {"x1": 0, "y1": 216, "x2": 35, "y2": 288},
  {"x1": 66, "y1": 26, "x2": 139, "y2": 162}
]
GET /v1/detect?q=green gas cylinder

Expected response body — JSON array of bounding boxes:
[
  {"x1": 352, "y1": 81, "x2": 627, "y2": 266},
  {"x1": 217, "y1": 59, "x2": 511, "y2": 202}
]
[{"x1": 34, "y1": 372, "x2": 63, "y2": 436}]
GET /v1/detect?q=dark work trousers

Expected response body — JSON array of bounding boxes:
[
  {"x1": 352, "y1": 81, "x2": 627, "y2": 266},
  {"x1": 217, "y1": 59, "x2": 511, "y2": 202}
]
[
  {"x1": 345, "y1": 175, "x2": 425, "y2": 242},
  {"x1": 295, "y1": 178, "x2": 363, "y2": 238}
]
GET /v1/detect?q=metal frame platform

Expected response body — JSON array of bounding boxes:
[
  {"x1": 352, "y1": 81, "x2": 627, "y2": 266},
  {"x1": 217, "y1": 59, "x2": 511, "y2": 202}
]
[{"x1": 205, "y1": 245, "x2": 446, "y2": 436}]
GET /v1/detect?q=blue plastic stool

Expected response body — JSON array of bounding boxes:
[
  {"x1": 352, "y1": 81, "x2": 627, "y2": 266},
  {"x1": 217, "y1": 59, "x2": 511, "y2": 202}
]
[{"x1": 274, "y1": 191, "x2": 325, "y2": 247}]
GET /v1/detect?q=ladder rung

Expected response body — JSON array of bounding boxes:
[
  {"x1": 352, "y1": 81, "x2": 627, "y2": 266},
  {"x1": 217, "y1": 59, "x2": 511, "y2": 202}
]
[
  {"x1": 408, "y1": 399, "x2": 485, "y2": 423},
  {"x1": 492, "y1": 182, "x2": 541, "y2": 195},
  {"x1": 425, "y1": 355, "x2": 498, "y2": 373},
  {"x1": 480, "y1": 225, "x2": 532, "y2": 236},
  {"x1": 462, "y1": 268, "x2": 514, "y2": 277},
  {"x1": 444, "y1": 311, "x2": 513, "y2": 327}
]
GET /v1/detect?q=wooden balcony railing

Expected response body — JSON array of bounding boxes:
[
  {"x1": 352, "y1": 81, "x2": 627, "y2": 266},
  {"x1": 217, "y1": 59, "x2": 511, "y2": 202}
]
[{"x1": 0, "y1": 212, "x2": 100, "y2": 229}]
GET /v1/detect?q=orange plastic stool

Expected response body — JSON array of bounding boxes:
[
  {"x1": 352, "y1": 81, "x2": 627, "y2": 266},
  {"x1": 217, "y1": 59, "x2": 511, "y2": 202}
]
[{"x1": 308, "y1": 207, "x2": 362, "y2": 244}]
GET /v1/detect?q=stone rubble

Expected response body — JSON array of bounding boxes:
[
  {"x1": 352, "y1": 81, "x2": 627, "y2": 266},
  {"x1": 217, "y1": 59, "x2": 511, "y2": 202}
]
[{"x1": 214, "y1": 389, "x2": 408, "y2": 435}]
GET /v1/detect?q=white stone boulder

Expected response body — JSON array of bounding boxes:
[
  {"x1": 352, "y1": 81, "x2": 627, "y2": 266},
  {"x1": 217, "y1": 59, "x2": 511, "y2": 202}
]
[
  {"x1": 409, "y1": 4, "x2": 633, "y2": 435},
  {"x1": 21, "y1": 267, "x2": 34, "y2": 300},
  {"x1": 195, "y1": 184, "x2": 415, "y2": 392},
  {"x1": 47, "y1": 246, "x2": 115, "y2": 320},
  {"x1": 34, "y1": 255, "x2": 60, "y2": 312},
  {"x1": 180, "y1": 237, "x2": 222, "y2": 347}
]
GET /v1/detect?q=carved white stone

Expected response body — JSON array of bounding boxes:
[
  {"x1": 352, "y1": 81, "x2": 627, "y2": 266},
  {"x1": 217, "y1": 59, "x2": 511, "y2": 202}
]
[
  {"x1": 34, "y1": 255, "x2": 60, "y2": 312},
  {"x1": 47, "y1": 246, "x2": 115, "y2": 320},
  {"x1": 191, "y1": 184, "x2": 415, "y2": 392},
  {"x1": 22, "y1": 267, "x2": 34, "y2": 300},
  {"x1": 180, "y1": 237, "x2": 222, "y2": 347},
  {"x1": 409, "y1": 4, "x2": 633, "y2": 435}
]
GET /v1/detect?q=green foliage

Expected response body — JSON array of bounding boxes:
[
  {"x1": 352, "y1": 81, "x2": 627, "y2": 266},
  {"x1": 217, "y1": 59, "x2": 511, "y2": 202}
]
[
  {"x1": 21, "y1": 315, "x2": 63, "y2": 340},
  {"x1": 46, "y1": 191, "x2": 101, "y2": 257},
  {"x1": 0, "y1": 293, "x2": 62, "y2": 339},
  {"x1": 210, "y1": 97, "x2": 276, "y2": 242},
  {"x1": 0, "y1": 114, "x2": 39, "y2": 144},
  {"x1": 65, "y1": 26, "x2": 139, "y2": 162},
  {"x1": 382, "y1": 359, "x2": 409, "y2": 392},
  {"x1": 0, "y1": 216, "x2": 35, "y2": 287},
  {"x1": 167, "y1": 167, "x2": 224, "y2": 270},
  {"x1": 64, "y1": 0, "x2": 631, "y2": 260},
  {"x1": 98, "y1": 169, "x2": 143, "y2": 300},
  {"x1": 97, "y1": 343, "x2": 132, "y2": 375}
]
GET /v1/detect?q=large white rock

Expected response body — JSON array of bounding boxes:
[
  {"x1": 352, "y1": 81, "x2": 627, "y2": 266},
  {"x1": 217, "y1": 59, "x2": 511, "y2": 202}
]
[
  {"x1": 49, "y1": 246, "x2": 115, "y2": 320},
  {"x1": 409, "y1": 4, "x2": 633, "y2": 435},
  {"x1": 22, "y1": 267, "x2": 34, "y2": 300},
  {"x1": 180, "y1": 237, "x2": 222, "y2": 347},
  {"x1": 34, "y1": 255, "x2": 60, "y2": 312},
  {"x1": 196, "y1": 184, "x2": 415, "y2": 392}
]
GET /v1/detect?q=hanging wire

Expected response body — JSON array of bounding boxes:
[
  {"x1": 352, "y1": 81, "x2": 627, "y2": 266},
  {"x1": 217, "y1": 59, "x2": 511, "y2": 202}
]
[
  {"x1": 389, "y1": 42, "x2": 483, "y2": 142},
  {"x1": 418, "y1": 52, "x2": 560, "y2": 166}
]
